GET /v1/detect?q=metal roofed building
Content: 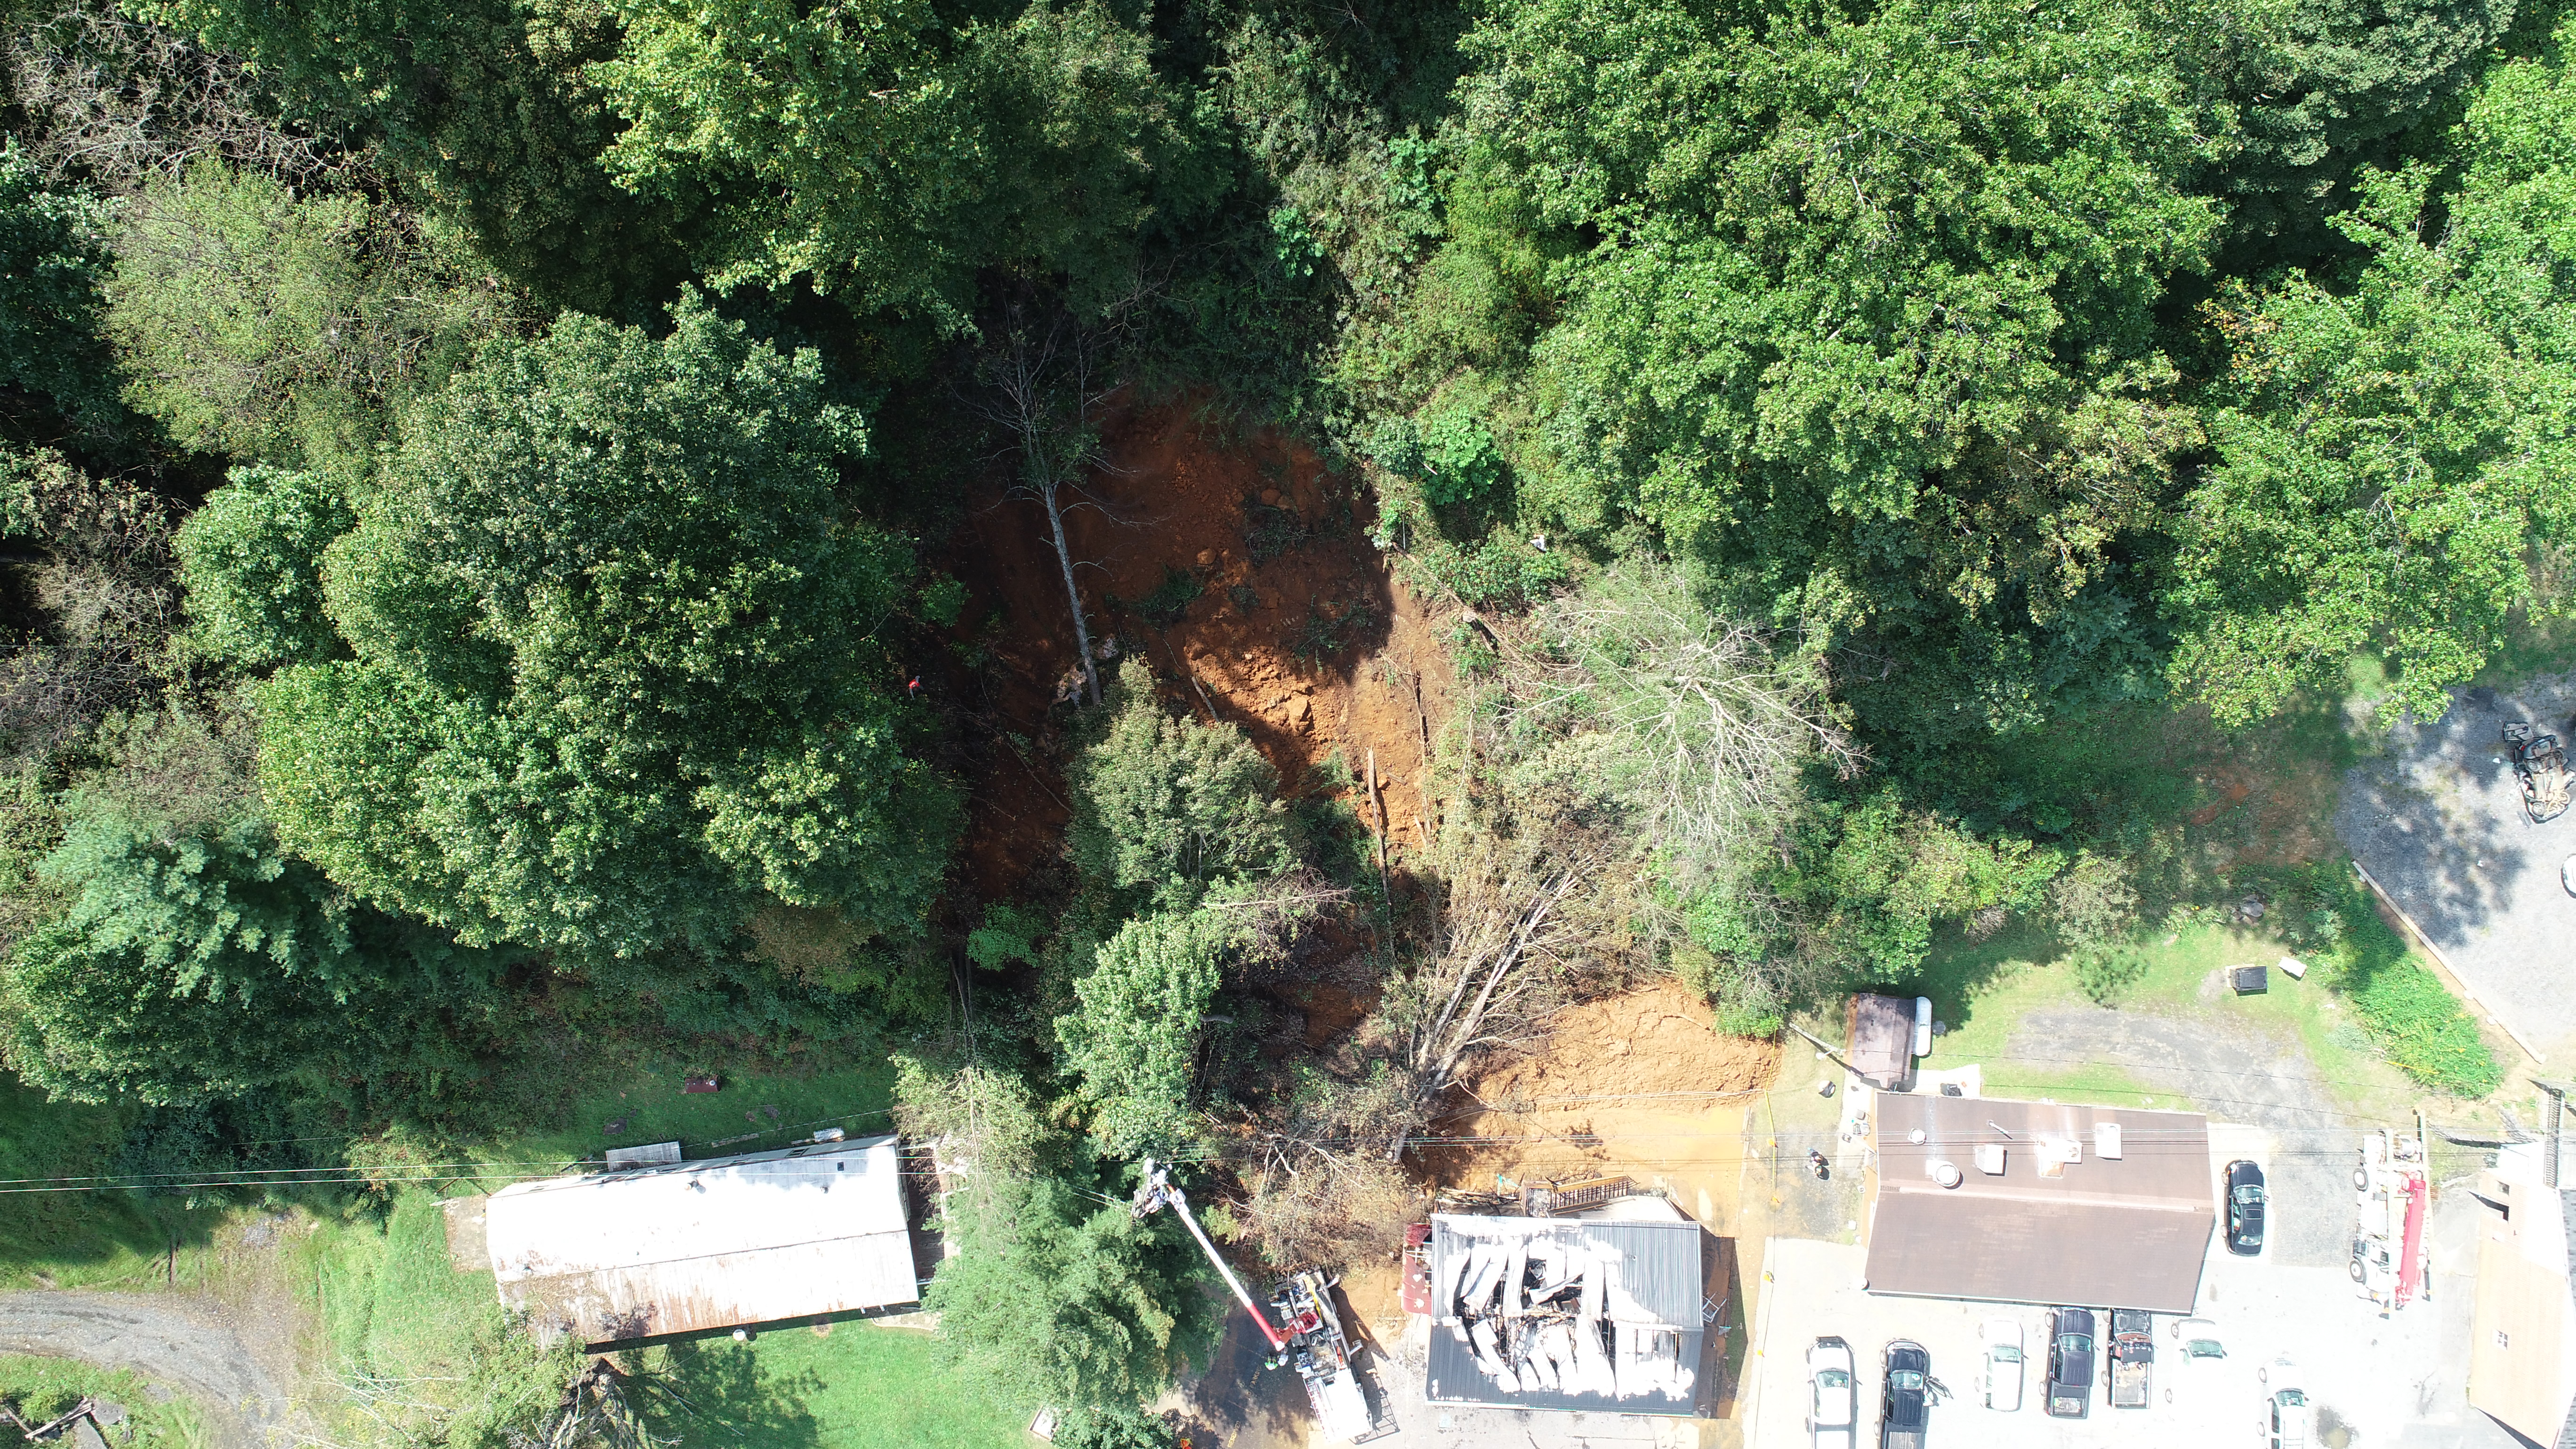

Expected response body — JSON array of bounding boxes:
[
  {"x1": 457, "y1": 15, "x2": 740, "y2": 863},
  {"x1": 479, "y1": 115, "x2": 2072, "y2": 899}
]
[
  {"x1": 1865, "y1": 1095, "x2": 2214, "y2": 1313},
  {"x1": 484, "y1": 1135, "x2": 918, "y2": 1345},
  {"x1": 1846, "y1": 993, "x2": 1917, "y2": 1090},
  {"x1": 2465, "y1": 1140, "x2": 2576, "y2": 1446},
  {"x1": 1424, "y1": 1210, "x2": 1705, "y2": 1416}
]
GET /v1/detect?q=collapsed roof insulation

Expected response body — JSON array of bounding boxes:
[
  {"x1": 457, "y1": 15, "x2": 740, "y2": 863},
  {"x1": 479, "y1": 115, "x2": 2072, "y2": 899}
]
[
  {"x1": 484, "y1": 1135, "x2": 918, "y2": 1344},
  {"x1": 1425, "y1": 1212, "x2": 1706, "y2": 1416}
]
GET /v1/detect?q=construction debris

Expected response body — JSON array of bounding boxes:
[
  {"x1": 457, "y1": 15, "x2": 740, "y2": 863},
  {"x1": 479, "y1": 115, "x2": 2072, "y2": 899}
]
[{"x1": 1425, "y1": 1212, "x2": 1703, "y2": 1415}]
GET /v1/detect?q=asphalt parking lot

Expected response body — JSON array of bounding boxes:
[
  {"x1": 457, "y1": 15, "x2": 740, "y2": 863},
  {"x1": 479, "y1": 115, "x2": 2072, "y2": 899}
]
[
  {"x1": 2336, "y1": 670, "x2": 2576, "y2": 1057},
  {"x1": 1742, "y1": 1135, "x2": 2455, "y2": 1449}
]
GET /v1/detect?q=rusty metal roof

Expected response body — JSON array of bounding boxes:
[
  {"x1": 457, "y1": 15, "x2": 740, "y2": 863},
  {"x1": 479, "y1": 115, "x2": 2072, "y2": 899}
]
[
  {"x1": 1864, "y1": 1096, "x2": 2214, "y2": 1312},
  {"x1": 484, "y1": 1135, "x2": 917, "y2": 1344},
  {"x1": 1848, "y1": 994, "x2": 1915, "y2": 1089}
]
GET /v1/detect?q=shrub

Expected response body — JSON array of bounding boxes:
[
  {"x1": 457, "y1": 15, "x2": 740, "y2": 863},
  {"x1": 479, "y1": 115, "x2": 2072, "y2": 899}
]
[
  {"x1": 2049, "y1": 851, "x2": 2139, "y2": 950},
  {"x1": 1366, "y1": 406, "x2": 1504, "y2": 507},
  {"x1": 2265, "y1": 862, "x2": 2502, "y2": 1096},
  {"x1": 2073, "y1": 944, "x2": 2149, "y2": 1006},
  {"x1": 2345, "y1": 961, "x2": 2504, "y2": 1096}
]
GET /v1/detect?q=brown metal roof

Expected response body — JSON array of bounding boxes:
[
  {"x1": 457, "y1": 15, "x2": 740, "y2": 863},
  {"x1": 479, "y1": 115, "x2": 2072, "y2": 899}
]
[
  {"x1": 1863, "y1": 1095, "x2": 2214, "y2": 1312},
  {"x1": 1847, "y1": 994, "x2": 1914, "y2": 1089}
]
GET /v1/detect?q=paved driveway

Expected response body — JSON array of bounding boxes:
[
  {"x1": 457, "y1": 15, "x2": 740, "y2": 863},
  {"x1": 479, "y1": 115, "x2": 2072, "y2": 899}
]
[
  {"x1": 2334, "y1": 671, "x2": 2576, "y2": 1056},
  {"x1": 2008, "y1": 1010, "x2": 2352, "y2": 1267}
]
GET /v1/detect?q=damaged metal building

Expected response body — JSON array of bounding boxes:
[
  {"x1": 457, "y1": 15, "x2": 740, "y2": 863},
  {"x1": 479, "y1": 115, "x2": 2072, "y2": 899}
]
[{"x1": 1424, "y1": 1208, "x2": 1706, "y2": 1416}]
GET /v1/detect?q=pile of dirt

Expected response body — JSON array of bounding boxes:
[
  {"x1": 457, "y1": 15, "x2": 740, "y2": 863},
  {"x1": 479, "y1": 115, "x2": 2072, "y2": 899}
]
[
  {"x1": 940, "y1": 402, "x2": 1455, "y2": 903},
  {"x1": 1413, "y1": 982, "x2": 1780, "y2": 1256},
  {"x1": 1463, "y1": 982, "x2": 1779, "y2": 1110}
]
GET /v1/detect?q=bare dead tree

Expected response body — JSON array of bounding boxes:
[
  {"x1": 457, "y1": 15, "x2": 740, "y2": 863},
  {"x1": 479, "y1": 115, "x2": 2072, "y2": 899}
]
[
  {"x1": 962, "y1": 292, "x2": 1128, "y2": 707},
  {"x1": 1503, "y1": 557, "x2": 1859, "y2": 889},
  {"x1": 3, "y1": 0, "x2": 369, "y2": 194},
  {"x1": 1387, "y1": 834, "x2": 1603, "y2": 1143},
  {"x1": 0, "y1": 451, "x2": 179, "y2": 773}
]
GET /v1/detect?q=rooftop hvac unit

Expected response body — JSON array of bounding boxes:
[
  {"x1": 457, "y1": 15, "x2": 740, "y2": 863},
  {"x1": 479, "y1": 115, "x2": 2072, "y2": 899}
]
[
  {"x1": 2094, "y1": 1123, "x2": 2124, "y2": 1159},
  {"x1": 1974, "y1": 1143, "x2": 2006, "y2": 1175}
]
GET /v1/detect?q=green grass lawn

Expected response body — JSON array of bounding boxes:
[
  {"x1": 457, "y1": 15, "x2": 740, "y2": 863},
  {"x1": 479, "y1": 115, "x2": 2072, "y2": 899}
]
[
  {"x1": 0, "y1": 1353, "x2": 209, "y2": 1448},
  {"x1": 639, "y1": 1326, "x2": 1035, "y2": 1449},
  {"x1": 0, "y1": 1077, "x2": 218, "y2": 1291},
  {"x1": 438, "y1": 1057, "x2": 905, "y2": 1189},
  {"x1": 1904, "y1": 918, "x2": 2427, "y2": 1117}
]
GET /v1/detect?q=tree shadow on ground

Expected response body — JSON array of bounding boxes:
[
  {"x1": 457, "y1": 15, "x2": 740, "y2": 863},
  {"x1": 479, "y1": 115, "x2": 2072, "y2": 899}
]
[{"x1": 637, "y1": 1339, "x2": 825, "y2": 1449}]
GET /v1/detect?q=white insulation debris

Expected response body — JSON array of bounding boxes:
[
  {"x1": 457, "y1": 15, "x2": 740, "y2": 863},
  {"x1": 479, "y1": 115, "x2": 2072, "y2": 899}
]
[{"x1": 1427, "y1": 1214, "x2": 1699, "y2": 1409}]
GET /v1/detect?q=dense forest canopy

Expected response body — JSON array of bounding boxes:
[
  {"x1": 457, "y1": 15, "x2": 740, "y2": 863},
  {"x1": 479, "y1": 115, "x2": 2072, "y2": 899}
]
[{"x1": 1, "y1": 0, "x2": 2568, "y2": 1436}]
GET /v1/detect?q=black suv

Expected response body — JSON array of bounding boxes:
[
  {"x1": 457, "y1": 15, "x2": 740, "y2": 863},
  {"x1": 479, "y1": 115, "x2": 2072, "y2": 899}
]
[
  {"x1": 1881, "y1": 1340, "x2": 1931, "y2": 1449},
  {"x1": 2226, "y1": 1159, "x2": 2268, "y2": 1255},
  {"x1": 2045, "y1": 1308, "x2": 2095, "y2": 1418}
]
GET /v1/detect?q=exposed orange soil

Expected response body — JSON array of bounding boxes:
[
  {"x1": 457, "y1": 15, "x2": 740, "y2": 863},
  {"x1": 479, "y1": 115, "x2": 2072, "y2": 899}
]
[
  {"x1": 1421, "y1": 982, "x2": 1779, "y2": 1227},
  {"x1": 942, "y1": 401, "x2": 1456, "y2": 904}
]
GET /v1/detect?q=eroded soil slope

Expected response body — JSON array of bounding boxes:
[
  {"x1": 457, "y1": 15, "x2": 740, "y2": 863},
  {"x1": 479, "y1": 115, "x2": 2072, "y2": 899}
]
[{"x1": 945, "y1": 402, "x2": 1456, "y2": 902}]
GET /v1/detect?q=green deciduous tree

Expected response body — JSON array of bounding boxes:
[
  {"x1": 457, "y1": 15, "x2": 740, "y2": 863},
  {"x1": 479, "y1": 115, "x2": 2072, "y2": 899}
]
[
  {"x1": 1068, "y1": 659, "x2": 1295, "y2": 918},
  {"x1": 1055, "y1": 909, "x2": 1228, "y2": 1157},
  {"x1": 925, "y1": 1143, "x2": 1215, "y2": 1415},
  {"x1": 592, "y1": 0, "x2": 1222, "y2": 320},
  {"x1": 1419, "y1": 0, "x2": 2227, "y2": 750},
  {"x1": 249, "y1": 294, "x2": 959, "y2": 959},
  {"x1": 1, "y1": 708, "x2": 507, "y2": 1104},
  {"x1": 172, "y1": 463, "x2": 352, "y2": 668},
  {"x1": 2169, "y1": 22, "x2": 2576, "y2": 721},
  {"x1": 133, "y1": 0, "x2": 683, "y2": 310},
  {"x1": 104, "y1": 161, "x2": 508, "y2": 469},
  {"x1": 0, "y1": 142, "x2": 124, "y2": 444}
]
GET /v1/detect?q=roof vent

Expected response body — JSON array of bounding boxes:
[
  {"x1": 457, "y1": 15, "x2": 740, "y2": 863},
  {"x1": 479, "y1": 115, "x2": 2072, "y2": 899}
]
[
  {"x1": 2095, "y1": 1123, "x2": 2124, "y2": 1159},
  {"x1": 1908, "y1": 1128, "x2": 1927, "y2": 1145},
  {"x1": 1929, "y1": 1161, "x2": 1964, "y2": 1189},
  {"x1": 1974, "y1": 1143, "x2": 2006, "y2": 1175}
]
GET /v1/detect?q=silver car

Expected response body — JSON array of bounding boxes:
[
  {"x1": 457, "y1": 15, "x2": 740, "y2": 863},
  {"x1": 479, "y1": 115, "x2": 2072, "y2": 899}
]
[
  {"x1": 1808, "y1": 1336, "x2": 1858, "y2": 1449},
  {"x1": 1981, "y1": 1317, "x2": 2025, "y2": 1410}
]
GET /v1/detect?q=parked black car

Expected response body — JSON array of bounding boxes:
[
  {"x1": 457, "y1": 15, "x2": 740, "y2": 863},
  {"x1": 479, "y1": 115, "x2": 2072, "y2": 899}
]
[
  {"x1": 2227, "y1": 1159, "x2": 2269, "y2": 1256},
  {"x1": 2045, "y1": 1309, "x2": 2095, "y2": 1418},
  {"x1": 1881, "y1": 1340, "x2": 1931, "y2": 1449}
]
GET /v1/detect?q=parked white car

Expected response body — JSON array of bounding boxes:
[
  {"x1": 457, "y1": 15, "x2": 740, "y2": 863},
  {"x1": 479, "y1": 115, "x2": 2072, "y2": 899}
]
[
  {"x1": 1980, "y1": 1317, "x2": 2025, "y2": 1411},
  {"x1": 2172, "y1": 1318, "x2": 2226, "y2": 1375},
  {"x1": 2265, "y1": 1359, "x2": 2310, "y2": 1449},
  {"x1": 1807, "y1": 1336, "x2": 1858, "y2": 1449}
]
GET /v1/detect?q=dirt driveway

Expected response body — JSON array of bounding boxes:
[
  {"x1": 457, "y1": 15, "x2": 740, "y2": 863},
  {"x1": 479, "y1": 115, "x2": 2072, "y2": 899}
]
[
  {"x1": 0, "y1": 1292, "x2": 288, "y2": 1449},
  {"x1": 2335, "y1": 671, "x2": 2576, "y2": 1058}
]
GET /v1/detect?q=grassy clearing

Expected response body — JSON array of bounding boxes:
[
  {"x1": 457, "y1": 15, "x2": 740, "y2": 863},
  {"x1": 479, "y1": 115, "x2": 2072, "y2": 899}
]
[
  {"x1": 1905, "y1": 918, "x2": 2431, "y2": 1116},
  {"x1": 638, "y1": 1326, "x2": 1034, "y2": 1449},
  {"x1": 469, "y1": 1059, "x2": 903, "y2": 1182},
  {"x1": 0, "y1": 1078, "x2": 222, "y2": 1291},
  {"x1": 287, "y1": 1191, "x2": 567, "y2": 1445},
  {"x1": 0, "y1": 1354, "x2": 210, "y2": 1448}
]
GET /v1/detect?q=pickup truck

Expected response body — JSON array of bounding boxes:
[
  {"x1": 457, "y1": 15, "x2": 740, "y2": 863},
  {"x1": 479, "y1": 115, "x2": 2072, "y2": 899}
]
[
  {"x1": 2109, "y1": 1310, "x2": 2153, "y2": 1409},
  {"x1": 2045, "y1": 1308, "x2": 2095, "y2": 1418}
]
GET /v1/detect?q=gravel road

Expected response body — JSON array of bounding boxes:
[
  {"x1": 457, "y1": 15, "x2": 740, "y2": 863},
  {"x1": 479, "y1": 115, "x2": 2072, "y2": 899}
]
[{"x1": 0, "y1": 1292, "x2": 288, "y2": 1449}]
